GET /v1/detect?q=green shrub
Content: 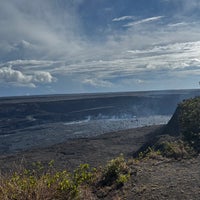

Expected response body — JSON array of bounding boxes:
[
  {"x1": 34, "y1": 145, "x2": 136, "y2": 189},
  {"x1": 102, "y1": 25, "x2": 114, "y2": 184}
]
[
  {"x1": 100, "y1": 154, "x2": 130, "y2": 187},
  {"x1": 137, "y1": 147, "x2": 162, "y2": 160},
  {"x1": 137, "y1": 139, "x2": 195, "y2": 160},
  {"x1": 0, "y1": 161, "x2": 93, "y2": 200},
  {"x1": 157, "y1": 140, "x2": 195, "y2": 159},
  {"x1": 179, "y1": 97, "x2": 200, "y2": 152}
]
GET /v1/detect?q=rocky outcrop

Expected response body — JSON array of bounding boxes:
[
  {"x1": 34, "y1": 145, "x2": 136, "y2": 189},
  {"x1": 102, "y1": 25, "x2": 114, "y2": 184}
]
[{"x1": 163, "y1": 106, "x2": 181, "y2": 136}]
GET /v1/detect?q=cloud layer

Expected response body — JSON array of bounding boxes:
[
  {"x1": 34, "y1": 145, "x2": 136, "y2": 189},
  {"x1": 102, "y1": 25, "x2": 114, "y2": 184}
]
[
  {"x1": 0, "y1": 0, "x2": 85, "y2": 61},
  {"x1": 1, "y1": 0, "x2": 200, "y2": 96}
]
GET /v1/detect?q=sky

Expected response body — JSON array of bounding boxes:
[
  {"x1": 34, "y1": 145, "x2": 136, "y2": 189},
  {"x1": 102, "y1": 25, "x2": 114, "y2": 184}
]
[{"x1": 1, "y1": 0, "x2": 200, "y2": 96}]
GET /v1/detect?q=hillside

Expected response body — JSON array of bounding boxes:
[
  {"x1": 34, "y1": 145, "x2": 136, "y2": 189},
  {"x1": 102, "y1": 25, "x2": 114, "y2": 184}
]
[{"x1": 164, "y1": 96, "x2": 200, "y2": 151}]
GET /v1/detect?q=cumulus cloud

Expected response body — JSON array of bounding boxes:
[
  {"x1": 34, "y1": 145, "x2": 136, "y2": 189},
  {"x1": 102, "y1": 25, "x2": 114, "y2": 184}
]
[
  {"x1": 0, "y1": 66, "x2": 34, "y2": 87},
  {"x1": 0, "y1": 66, "x2": 55, "y2": 87},
  {"x1": 33, "y1": 71, "x2": 55, "y2": 83}
]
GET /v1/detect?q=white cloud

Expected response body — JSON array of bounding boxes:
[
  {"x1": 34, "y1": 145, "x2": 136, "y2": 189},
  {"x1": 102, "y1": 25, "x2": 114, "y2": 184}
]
[
  {"x1": 82, "y1": 78, "x2": 113, "y2": 88},
  {"x1": 0, "y1": 66, "x2": 34, "y2": 87},
  {"x1": 168, "y1": 22, "x2": 188, "y2": 27},
  {"x1": 49, "y1": 40, "x2": 200, "y2": 87},
  {"x1": 112, "y1": 16, "x2": 135, "y2": 22},
  {"x1": 0, "y1": 66, "x2": 56, "y2": 87},
  {"x1": 3, "y1": 60, "x2": 57, "y2": 67},
  {"x1": 123, "y1": 16, "x2": 164, "y2": 27},
  {"x1": 33, "y1": 71, "x2": 56, "y2": 83}
]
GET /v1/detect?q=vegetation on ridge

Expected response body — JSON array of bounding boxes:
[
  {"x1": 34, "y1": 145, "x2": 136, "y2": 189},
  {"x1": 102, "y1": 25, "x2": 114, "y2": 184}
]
[
  {"x1": 137, "y1": 96, "x2": 200, "y2": 160},
  {"x1": 179, "y1": 97, "x2": 200, "y2": 152}
]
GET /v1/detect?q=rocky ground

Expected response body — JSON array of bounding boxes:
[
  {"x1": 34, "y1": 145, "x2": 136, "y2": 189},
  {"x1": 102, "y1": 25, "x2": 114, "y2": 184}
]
[
  {"x1": 107, "y1": 155, "x2": 200, "y2": 200},
  {"x1": 0, "y1": 125, "x2": 163, "y2": 171},
  {"x1": 0, "y1": 125, "x2": 200, "y2": 199}
]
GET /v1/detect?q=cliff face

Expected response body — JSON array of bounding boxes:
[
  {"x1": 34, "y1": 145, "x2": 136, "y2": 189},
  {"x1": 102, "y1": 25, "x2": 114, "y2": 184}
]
[{"x1": 163, "y1": 106, "x2": 181, "y2": 136}]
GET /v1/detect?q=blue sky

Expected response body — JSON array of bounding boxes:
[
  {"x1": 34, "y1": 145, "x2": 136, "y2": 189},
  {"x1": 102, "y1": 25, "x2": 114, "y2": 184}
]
[{"x1": 1, "y1": 0, "x2": 200, "y2": 96}]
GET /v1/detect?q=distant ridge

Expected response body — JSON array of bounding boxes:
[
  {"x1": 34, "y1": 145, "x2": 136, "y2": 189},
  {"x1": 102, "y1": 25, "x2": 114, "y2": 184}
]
[{"x1": 1, "y1": 88, "x2": 200, "y2": 103}]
